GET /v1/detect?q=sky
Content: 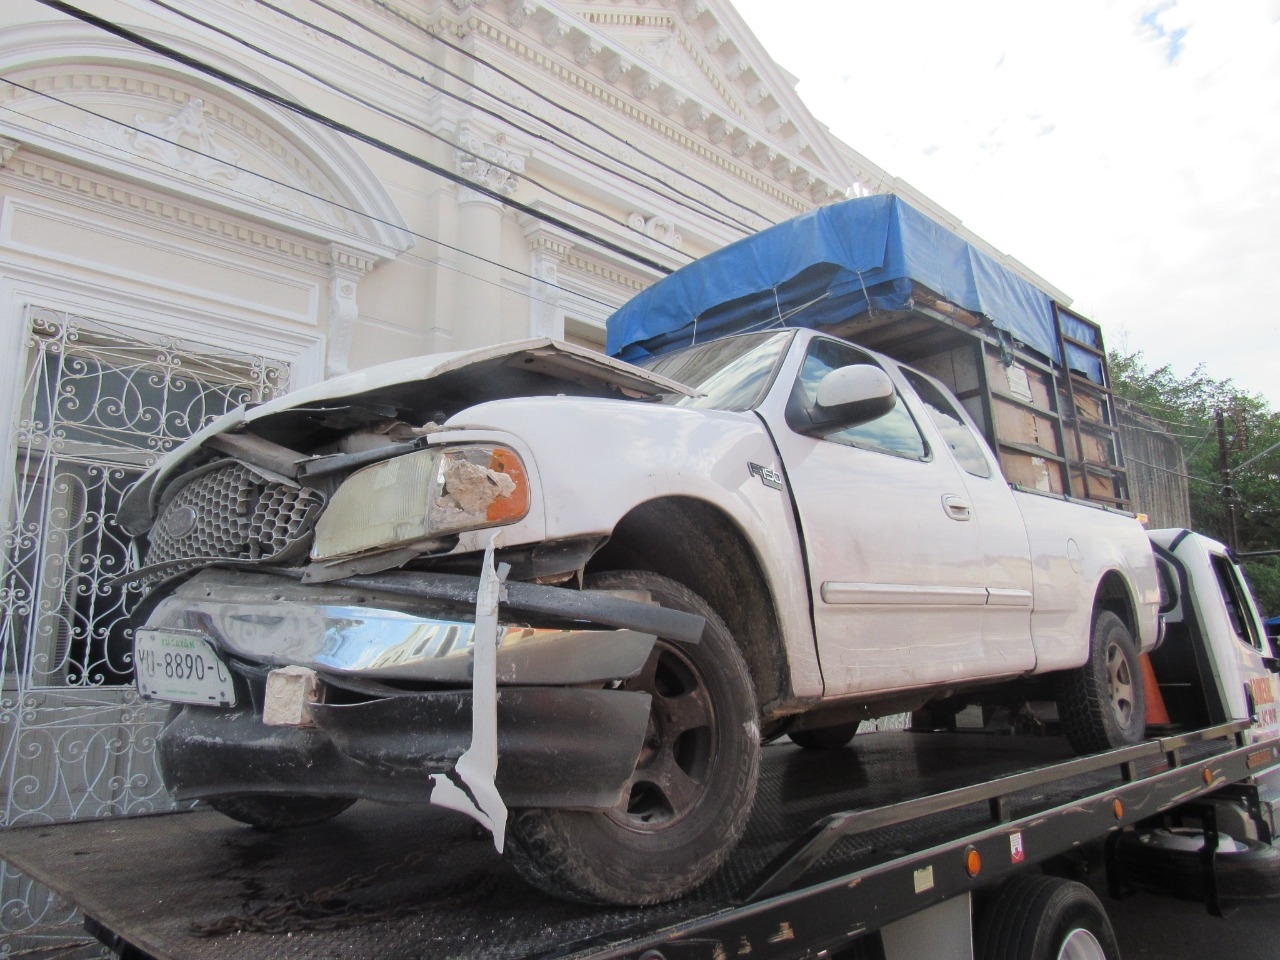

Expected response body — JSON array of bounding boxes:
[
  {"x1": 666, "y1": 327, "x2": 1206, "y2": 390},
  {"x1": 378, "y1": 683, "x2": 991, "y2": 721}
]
[{"x1": 730, "y1": 0, "x2": 1280, "y2": 410}]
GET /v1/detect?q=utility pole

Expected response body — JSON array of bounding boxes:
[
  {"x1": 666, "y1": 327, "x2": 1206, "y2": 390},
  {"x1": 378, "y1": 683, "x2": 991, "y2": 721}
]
[{"x1": 1215, "y1": 408, "x2": 1240, "y2": 551}]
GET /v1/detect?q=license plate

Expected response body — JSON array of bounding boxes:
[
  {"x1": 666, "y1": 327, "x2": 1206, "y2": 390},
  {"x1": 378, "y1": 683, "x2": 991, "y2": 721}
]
[{"x1": 135, "y1": 629, "x2": 236, "y2": 707}]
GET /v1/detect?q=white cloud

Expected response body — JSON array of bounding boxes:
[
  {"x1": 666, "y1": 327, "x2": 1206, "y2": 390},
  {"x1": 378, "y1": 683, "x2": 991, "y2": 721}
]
[{"x1": 731, "y1": 0, "x2": 1280, "y2": 407}]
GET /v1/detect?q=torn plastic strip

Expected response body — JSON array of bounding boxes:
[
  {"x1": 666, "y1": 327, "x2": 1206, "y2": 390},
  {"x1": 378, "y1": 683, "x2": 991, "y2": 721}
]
[{"x1": 429, "y1": 531, "x2": 509, "y2": 851}]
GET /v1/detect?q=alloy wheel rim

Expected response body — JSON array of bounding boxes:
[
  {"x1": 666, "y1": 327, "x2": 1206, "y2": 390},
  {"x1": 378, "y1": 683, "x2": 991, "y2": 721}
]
[
  {"x1": 606, "y1": 640, "x2": 716, "y2": 832},
  {"x1": 1106, "y1": 640, "x2": 1135, "y2": 726},
  {"x1": 1057, "y1": 927, "x2": 1108, "y2": 960}
]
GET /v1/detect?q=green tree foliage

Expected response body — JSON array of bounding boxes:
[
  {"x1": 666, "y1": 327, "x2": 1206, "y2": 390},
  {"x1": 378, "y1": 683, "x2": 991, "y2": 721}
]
[{"x1": 1109, "y1": 351, "x2": 1280, "y2": 617}]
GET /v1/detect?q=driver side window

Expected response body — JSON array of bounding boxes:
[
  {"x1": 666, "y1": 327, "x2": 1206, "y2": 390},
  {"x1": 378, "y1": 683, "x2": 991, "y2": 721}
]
[{"x1": 787, "y1": 338, "x2": 927, "y2": 460}]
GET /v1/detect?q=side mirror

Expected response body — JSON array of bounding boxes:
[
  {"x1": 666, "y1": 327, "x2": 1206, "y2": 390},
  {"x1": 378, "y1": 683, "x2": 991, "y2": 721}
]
[{"x1": 797, "y1": 365, "x2": 896, "y2": 434}]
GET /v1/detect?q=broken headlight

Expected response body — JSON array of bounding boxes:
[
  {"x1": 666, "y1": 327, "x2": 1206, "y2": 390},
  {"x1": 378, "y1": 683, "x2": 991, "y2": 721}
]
[{"x1": 311, "y1": 444, "x2": 530, "y2": 560}]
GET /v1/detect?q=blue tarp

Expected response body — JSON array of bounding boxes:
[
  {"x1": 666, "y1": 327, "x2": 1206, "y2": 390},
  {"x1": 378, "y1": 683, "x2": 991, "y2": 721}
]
[{"x1": 607, "y1": 194, "x2": 1098, "y2": 379}]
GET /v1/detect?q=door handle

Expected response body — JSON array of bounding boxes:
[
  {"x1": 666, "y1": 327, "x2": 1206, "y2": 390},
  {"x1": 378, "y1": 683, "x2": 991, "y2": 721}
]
[{"x1": 942, "y1": 495, "x2": 972, "y2": 521}]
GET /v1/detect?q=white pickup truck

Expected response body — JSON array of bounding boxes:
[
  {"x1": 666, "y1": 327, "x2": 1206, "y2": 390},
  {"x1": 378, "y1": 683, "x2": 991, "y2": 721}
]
[{"x1": 121, "y1": 325, "x2": 1160, "y2": 906}]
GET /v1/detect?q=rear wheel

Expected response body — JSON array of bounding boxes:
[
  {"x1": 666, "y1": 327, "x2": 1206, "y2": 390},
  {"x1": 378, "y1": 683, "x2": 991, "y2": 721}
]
[
  {"x1": 1056, "y1": 610, "x2": 1145, "y2": 754},
  {"x1": 976, "y1": 874, "x2": 1119, "y2": 960},
  {"x1": 208, "y1": 794, "x2": 355, "y2": 829},
  {"x1": 1114, "y1": 827, "x2": 1280, "y2": 905},
  {"x1": 790, "y1": 721, "x2": 860, "y2": 749},
  {"x1": 506, "y1": 570, "x2": 760, "y2": 905}
]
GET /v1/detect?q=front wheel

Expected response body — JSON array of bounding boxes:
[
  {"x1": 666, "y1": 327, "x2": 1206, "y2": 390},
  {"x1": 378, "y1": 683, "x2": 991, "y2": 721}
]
[
  {"x1": 1056, "y1": 610, "x2": 1145, "y2": 754},
  {"x1": 505, "y1": 571, "x2": 760, "y2": 905}
]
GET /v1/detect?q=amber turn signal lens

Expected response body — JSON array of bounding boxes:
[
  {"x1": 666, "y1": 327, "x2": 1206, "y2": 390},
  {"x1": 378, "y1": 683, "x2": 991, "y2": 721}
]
[
  {"x1": 486, "y1": 448, "x2": 530, "y2": 523},
  {"x1": 1112, "y1": 799, "x2": 1124, "y2": 820},
  {"x1": 964, "y1": 845, "x2": 981, "y2": 877}
]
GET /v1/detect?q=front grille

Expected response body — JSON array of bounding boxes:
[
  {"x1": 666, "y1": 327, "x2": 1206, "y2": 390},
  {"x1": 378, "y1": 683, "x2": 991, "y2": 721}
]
[{"x1": 145, "y1": 460, "x2": 325, "y2": 573}]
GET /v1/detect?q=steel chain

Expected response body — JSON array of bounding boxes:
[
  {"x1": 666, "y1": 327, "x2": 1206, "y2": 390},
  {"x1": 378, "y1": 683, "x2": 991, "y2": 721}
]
[{"x1": 189, "y1": 833, "x2": 496, "y2": 937}]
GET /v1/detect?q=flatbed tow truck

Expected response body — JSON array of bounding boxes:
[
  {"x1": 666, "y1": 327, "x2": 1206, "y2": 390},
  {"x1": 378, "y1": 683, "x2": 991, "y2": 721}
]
[{"x1": 4, "y1": 530, "x2": 1280, "y2": 960}]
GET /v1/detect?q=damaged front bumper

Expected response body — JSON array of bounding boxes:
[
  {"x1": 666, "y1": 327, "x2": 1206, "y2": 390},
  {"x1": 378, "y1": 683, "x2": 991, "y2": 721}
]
[
  {"x1": 139, "y1": 559, "x2": 705, "y2": 828},
  {"x1": 156, "y1": 685, "x2": 652, "y2": 808}
]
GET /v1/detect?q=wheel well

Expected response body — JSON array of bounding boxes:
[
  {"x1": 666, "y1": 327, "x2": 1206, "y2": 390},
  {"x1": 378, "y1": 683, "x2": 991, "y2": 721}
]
[
  {"x1": 1095, "y1": 570, "x2": 1137, "y2": 636},
  {"x1": 588, "y1": 497, "x2": 785, "y2": 712}
]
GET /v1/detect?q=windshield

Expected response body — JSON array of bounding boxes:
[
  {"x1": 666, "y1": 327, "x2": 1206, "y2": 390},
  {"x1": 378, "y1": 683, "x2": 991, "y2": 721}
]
[{"x1": 638, "y1": 331, "x2": 792, "y2": 411}]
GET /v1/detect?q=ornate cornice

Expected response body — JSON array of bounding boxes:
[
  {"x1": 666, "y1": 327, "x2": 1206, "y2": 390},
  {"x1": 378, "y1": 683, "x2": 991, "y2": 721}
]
[
  {"x1": 0, "y1": 151, "x2": 335, "y2": 268},
  {"x1": 463, "y1": 8, "x2": 845, "y2": 214}
]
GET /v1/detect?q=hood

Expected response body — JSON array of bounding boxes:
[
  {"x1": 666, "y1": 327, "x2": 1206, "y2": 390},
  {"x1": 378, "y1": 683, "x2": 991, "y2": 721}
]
[{"x1": 120, "y1": 338, "x2": 695, "y2": 533}]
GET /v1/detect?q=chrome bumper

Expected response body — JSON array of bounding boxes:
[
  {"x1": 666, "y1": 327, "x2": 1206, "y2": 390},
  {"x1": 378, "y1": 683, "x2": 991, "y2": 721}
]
[{"x1": 144, "y1": 568, "x2": 665, "y2": 685}]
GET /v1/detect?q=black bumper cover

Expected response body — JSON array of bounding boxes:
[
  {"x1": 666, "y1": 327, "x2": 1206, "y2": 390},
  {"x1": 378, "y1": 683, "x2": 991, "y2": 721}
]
[{"x1": 158, "y1": 686, "x2": 652, "y2": 809}]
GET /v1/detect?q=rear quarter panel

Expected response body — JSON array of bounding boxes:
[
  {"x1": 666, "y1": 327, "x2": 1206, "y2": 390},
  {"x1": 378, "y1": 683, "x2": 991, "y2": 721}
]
[{"x1": 1014, "y1": 491, "x2": 1161, "y2": 672}]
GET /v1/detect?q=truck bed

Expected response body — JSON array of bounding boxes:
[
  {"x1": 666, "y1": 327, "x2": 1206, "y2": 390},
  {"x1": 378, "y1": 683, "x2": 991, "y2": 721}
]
[{"x1": 1, "y1": 726, "x2": 1267, "y2": 960}]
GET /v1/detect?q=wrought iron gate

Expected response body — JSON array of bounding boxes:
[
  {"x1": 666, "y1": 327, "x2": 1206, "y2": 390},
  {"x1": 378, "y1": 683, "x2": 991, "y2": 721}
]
[{"x1": 0, "y1": 305, "x2": 289, "y2": 943}]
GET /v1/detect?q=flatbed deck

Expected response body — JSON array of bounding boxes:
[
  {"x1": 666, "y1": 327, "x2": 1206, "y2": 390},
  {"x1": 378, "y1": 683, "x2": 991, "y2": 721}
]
[{"x1": 2, "y1": 725, "x2": 1270, "y2": 960}]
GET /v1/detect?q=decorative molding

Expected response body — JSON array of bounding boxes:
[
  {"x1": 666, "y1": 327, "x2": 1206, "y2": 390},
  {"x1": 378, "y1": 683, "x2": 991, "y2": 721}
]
[
  {"x1": 744, "y1": 81, "x2": 769, "y2": 108},
  {"x1": 682, "y1": 101, "x2": 711, "y2": 131},
  {"x1": 54, "y1": 98, "x2": 308, "y2": 218},
  {"x1": 1, "y1": 154, "x2": 331, "y2": 267},
  {"x1": 603, "y1": 53, "x2": 633, "y2": 84},
  {"x1": 731, "y1": 133, "x2": 757, "y2": 159},
  {"x1": 573, "y1": 36, "x2": 601, "y2": 66},
  {"x1": 563, "y1": 250, "x2": 650, "y2": 295},
  {"x1": 542, "y1": 16, "x2": 570, "y2": 48},
  {"x1": 454, "y1": 126, "x2": 526, "y2": 198},
  {"x1": 628, "y1": 212, "x2": 683, "y2": 250},
  {"x1": 507, "y1": 0, "x2": 537, "y2": 28},
  {"x1": 463, "y1": 17, "x2": 819, "y2": 216},
  {"x1": 682, "y1": 0, "x2": 709, "y2": 22},
  {"x1": 632, "y1": 71, "x2": 660, "y2": 101},
  {"x1": 325, "y1": 244, "x2": 373, "y2": 377},
  {"x1": 0, "y1": 136, "x2": 18, "y2": 167},
  {"x1": 707, "y1": 117, "x2": 734, "y2": 145},
  {"x1": 705, "y1": 27, "x2": 729, "y2": 53},
  {"x1": 0, "y1": 63, "x2": 413, "y2": 256},
  {"x1": 659, "y1": 88, "x2": 687, "y2": 116}
]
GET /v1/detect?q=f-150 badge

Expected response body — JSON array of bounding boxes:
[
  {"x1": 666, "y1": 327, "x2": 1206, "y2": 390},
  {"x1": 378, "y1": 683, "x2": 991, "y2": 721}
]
[{"x1": 749, "y1": 462, "x2": 783, "y2": 490}]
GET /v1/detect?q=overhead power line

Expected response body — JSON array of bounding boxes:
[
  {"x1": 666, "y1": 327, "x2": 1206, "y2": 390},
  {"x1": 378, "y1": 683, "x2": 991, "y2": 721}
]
[
  {"x1": 356, "y1": 0, "x2": 777, "y2": 231},
  {"x1": 139, "y1": 0, "x2": 723, "y2": 255},
  {"x1": 0, "y1": 77, "x2": 624, "y2": 317},
  {"x1": 265, "y1": 0, "x2": 768, "y2": 236},
  {"x1": 35, "y1": 0, "x2": 677, "y2": 277}
]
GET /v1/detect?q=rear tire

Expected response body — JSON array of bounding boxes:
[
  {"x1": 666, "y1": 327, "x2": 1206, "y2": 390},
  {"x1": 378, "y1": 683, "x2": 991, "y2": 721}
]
[
  {"x1": 790, "y1": 721, "x2": 860, "y2": 749},
  {"x1": 1056, "y1": 610, "x2": 1145, "y2": 754},
  {"x1": 1114, "y1": 827, "x2": 1280, "y2": 905},
  {"x1": 208, "y1": 794, "x2": 355, "y2": 829},
  {"x1": 976, "y1": 874, "x2": 1119, "y2": 960},
  {"x1": 506, "y1": 571, "x2": 760, "y2": 905}
]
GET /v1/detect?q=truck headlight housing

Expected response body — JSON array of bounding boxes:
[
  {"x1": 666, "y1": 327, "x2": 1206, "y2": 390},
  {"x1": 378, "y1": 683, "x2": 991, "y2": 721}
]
[{"x1": 311, "y1": 444, "x2": 530, "y2": 560}]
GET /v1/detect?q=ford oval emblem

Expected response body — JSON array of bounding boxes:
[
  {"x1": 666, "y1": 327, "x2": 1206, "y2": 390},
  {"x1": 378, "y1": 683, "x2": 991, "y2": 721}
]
[{"x1": 163, "y1": 505, "x2": 199, "y2": 540}]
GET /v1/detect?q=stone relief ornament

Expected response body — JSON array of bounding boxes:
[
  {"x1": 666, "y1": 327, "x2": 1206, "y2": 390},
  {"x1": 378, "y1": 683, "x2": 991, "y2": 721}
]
[
  {"x1": 628, "y1": 212, "x2": 683, "y2": 250},
  {"x1": 455, "y1": 130, "x2": 526, "y2": 196},
  {"x1": 54, "y1": 98, "x2": 306, "y2": 215}
]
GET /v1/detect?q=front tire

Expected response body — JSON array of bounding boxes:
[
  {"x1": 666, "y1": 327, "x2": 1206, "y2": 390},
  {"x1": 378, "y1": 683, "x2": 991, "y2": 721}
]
[
  {"x1": 506, "y1": 571, "x2": 760, "y2": 905},
  {"x1": 1056, "y1": 609, "x2": 1145, "y2": 754}
]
